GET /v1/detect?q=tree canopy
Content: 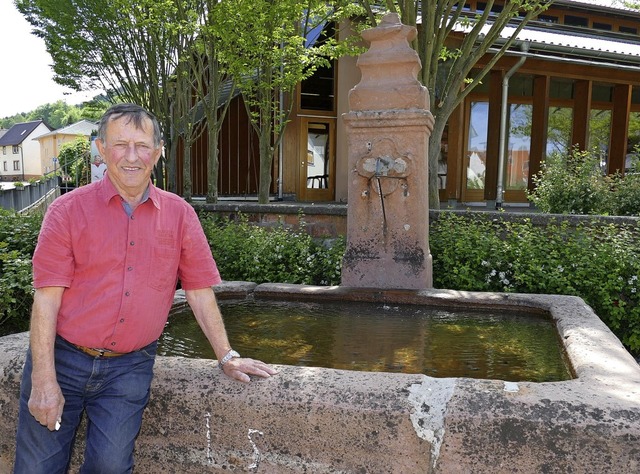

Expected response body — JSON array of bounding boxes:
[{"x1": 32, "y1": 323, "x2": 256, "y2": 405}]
[
  {"x1": 0, "y1": 99, "x2": 107, "y2": 129},
  {"x1": 358, "y1": 0, "x2": 552, "y2": 207}
]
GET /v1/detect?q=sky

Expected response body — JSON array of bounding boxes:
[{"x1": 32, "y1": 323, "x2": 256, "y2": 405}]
[
  {"x1": 0, "y1": 1, "x2": 95, "y2": 119},
  {"x1": 0, "y1": 0, "x2": 628, "y2": 120}
]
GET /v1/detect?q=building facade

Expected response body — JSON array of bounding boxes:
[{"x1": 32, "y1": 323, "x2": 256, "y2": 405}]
[
  {"x1": 35, "y1": 119, "x2": 97, "y2": 177},
  {"x1": 179, "y1": 0, "x2": 640, "y2": 207},
  {"x1": 0, "y1": 120, "x2": 52, "y2": 181}
]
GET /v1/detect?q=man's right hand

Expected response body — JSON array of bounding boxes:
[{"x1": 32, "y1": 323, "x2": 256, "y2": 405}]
[{"x1": 28, "y1": 376, "x2": 65, "y2": 431}]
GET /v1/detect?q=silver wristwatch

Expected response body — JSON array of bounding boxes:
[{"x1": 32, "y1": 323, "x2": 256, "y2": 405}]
[{"x1": 218, "y1": 349, "x2": 241, "y2": 369}]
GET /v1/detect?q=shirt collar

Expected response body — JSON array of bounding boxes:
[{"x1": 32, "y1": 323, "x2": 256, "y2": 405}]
[{"x1": 99, "y1": 172, "x2": 161, "y2": 211}]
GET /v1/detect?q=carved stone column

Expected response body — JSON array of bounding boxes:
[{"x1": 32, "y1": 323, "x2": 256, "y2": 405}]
[{"x1": 341, "y1": 13, "x2": 434, "y2": 289}]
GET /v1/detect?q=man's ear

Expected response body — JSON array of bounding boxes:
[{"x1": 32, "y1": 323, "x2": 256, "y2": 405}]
[{"x1": 95, "y1": 138, "x2": 105, "y2": 158}]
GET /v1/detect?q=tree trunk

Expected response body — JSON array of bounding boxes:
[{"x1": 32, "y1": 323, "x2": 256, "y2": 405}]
[
  {"x1": 206, "y1": 125, "x2": 220, "y2": 203},
  {"x1": 258, "y1": 136, "x2": 273, "y2": 204},
  {"x1": 183, "y1": 141, "x2": 192, "y2": 202}
]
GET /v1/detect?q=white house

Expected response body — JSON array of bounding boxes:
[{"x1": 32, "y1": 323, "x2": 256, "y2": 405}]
[{"x1": 0, "y1": 120, "x2": 53, "y2": 181}]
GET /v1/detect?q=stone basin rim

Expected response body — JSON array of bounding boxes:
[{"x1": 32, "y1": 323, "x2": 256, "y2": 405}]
[{"x1": 175, "y1": 281, "x2": 640, "y2": 386}]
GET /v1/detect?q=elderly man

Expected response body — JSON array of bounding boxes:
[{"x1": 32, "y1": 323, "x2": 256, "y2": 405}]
[{"x1": 14, "y1": 103, "x2": 276, "y2": 474}]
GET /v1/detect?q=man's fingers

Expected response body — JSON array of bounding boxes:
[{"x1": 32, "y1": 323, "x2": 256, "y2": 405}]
[{"x1": 222, "y1": 358, "x2": 278, "y2": 382}]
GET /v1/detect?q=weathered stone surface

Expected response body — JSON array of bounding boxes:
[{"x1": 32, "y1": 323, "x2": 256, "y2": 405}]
[
  {"x1": 341, "y1": 14, "x2": 435, "y2": 290},
  {"x1": 1, "y1": 284, "x2": 639, "y2": 473}
]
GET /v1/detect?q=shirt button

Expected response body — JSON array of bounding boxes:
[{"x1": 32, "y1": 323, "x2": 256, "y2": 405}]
[
  {"x1": 111, "y1": 342, "x2": 116, "y2": 346},
  {"x1": 130, "y1": 241, "x2": 135, "y2": 246},
  {"x1": 125, "y1": 291, "x2": 130, "y2": 296},
  {"x1": 127, "y1": 266, "x2": 133, "y2": 271},
  {"x1": 120, "y1": 318, "x2": 125, "y2": 323}
]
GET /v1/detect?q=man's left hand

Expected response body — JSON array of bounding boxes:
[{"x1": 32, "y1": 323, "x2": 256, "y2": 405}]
[{"x1": 221, "y1": 358, "x2": 278, "y2": 383}]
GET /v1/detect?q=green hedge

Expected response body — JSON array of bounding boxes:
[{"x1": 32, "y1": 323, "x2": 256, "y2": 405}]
[
  {"x1": 0, "y1": 209, "x2": 42, "y2": 334},
  {"x1": 1, "y1": 209, "x2": 639, "y2": 356},
  {"x1": 200, "y1": 214, "x2": 344, "y2": 286}
]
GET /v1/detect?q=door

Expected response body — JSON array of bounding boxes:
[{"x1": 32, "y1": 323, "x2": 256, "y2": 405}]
[{"x1": 299, "y1": 118, "x2": 335, "y2": 201}]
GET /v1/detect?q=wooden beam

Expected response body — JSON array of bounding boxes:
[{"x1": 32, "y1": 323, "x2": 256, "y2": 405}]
[
  {"x1": 484, "y1": 69, "x2": 504, "y2": 201},
  {"x1": 529, "y1": 75, "x2": 550, "y2": 192},
  {"x1": 608, "y1": 84, "x2": 632, "y2": 174},
  {"x1": 571, "y1": 80, "x2": 592, "y2": 151}
]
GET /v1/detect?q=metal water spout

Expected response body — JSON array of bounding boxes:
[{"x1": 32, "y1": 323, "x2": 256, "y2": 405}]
[{"x1": 341, "y1": 13, "x2": 434, "y2": 289}]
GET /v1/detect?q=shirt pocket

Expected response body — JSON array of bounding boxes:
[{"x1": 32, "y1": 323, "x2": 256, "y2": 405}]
[{"x1": 147, "y1": 246, "x2": 180, "y2": 292}]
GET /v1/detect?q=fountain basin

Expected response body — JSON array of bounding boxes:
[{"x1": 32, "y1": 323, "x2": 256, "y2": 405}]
[{"x1": 1, "y1": 282, "x2": 639, "y2": 472}]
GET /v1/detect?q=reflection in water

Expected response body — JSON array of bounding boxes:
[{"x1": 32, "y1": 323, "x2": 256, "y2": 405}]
[{"x1": 159, "y1": 300, "x2": 572, "y2": 382}]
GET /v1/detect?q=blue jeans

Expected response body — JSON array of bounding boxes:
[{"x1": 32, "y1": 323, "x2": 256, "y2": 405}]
[{"x1": 14, "y1": 336, "x2": 157, "y2": 474}]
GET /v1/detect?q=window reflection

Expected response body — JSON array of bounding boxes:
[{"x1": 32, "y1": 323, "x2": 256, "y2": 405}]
[
  {"x1": 589, "y1": 109, "x2": 611, "y2": 172},
  {"x1": 546, "y1": 107, "x2": 573, "y2": 156},
  {"x1": 466, "y1": 102, "x2": 488, "y2": 190},
  {"x1": 306, "y1": 123, "x2": 330, "y2": 189},
  {"x1": 506, "y1": 104, "x2": 532, "y2": 191}
]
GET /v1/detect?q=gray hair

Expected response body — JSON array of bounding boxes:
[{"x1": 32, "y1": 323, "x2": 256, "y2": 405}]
[{"x1": 97, "y1": 103, "x2": 162, "y2": 147}]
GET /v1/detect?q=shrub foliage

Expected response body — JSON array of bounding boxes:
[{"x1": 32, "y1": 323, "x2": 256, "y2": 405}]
[
  {"x1": 0, "y1": 209, "x2": 42, "y2": 334},
  {"x1": 431, "y1": 213, "x2": 640, "y2": 353},
  {"x1": 1, "y1": 209, "x2": 638, "y2": 355},
  {"x1": 528, "y1": 146, "x2": 640, "y2": 216}
]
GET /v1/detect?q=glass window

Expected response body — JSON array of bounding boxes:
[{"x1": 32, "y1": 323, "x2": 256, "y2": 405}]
[
  {"x1": 546, "y1": 107, "x2": 573, "y2": 157},
  {"x1": 13, "y1": 160, "x2": 20, "y2": 171},
  {"x1": 632, "y1": 86, "x2": 640, "y2": 105},
  {"x1": 593, "y1": 22, "x2": 612, "y2": 31},
  {"x1": 12, "y1": 146, "x2": 19, "y2": 154},
  {"x1": 550, "y1": 78, "x2": 573, "y2": 100},
  {"x1": 592, "y1": 84, "x2": 612, "y2": 102},
  {"x1": 438, "y1": 127, "x2": 448, "y2": 190},
  {"x1": 626, "y1": 112, "x2": 640, "y2": 172},
  {"x1": 619, "y1": 25, "x2": 638, "y2": 35},
  {"x1": 466, "y1": 102, "x2": 489, "y2": 191},
  {"x1": 565, "y1": 15, "x2": 588, "y2": 27},
  {"x1": 506, "y1": 104, "x2": 532, "y2": 191},
  {"x1": 300, "y1": 62, "x2": 335, "y2": 112},
  {"x1": 538, "y1": 15, "x2": 559, "y2": 23},
  {"x1": 509, "y1": 75, "x2": 533, "y2": 97},
  {"x1": 589, "y1": 109, "x2": 612, "y2": 172},
  {"x1": 306, "y1": 122, "x2": 330, "y2": 189}
]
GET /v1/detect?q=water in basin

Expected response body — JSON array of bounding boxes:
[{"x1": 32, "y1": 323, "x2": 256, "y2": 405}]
[{"x1": 159, "y1": 299, "x2": 572, "y2": 382}]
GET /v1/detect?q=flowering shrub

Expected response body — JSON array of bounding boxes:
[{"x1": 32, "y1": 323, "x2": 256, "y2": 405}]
[
  {"x1": 430, "y1": 212, "x2": 640, "y2": 353},
  {"x1": 527, "y1": 148, "x2": 612, "y2": 215}
]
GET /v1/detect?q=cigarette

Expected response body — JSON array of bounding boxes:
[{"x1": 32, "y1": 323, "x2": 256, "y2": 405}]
[{"x1": 55, "y1": 420, "x2": 61, "y2": 431}]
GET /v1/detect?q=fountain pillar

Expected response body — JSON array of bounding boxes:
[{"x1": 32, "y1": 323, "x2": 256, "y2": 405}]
[{"x1": 341, "y1": 13, "x2": 434, "y2": 289}]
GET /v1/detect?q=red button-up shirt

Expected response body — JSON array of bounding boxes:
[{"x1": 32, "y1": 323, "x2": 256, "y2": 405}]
[{"x1": 32, "y1": 176, "x2": 221, "y2": 352}]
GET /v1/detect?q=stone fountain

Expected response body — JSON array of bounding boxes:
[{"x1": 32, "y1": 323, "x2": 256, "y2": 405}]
[
  {"x1": 342, "y1": 13, "x2": 433, "y2": 289},
  {"x1": 1, "y1": 13, "x2": 639, "y2": 474}
]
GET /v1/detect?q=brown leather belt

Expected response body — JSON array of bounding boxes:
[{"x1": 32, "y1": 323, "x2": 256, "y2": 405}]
[{"x1": 72, "y1": 344, "x2": 127, "y2": 358}]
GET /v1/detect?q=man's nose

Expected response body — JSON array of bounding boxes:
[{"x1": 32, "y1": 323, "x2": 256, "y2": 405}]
[{"x1": 124, "y1": 143, "x2": 138, "y2": 161}]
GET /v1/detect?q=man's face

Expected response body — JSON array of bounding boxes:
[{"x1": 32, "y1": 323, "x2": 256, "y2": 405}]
[{"x1": 96, "y1": 116, "x2": 162, "y2": 197}]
